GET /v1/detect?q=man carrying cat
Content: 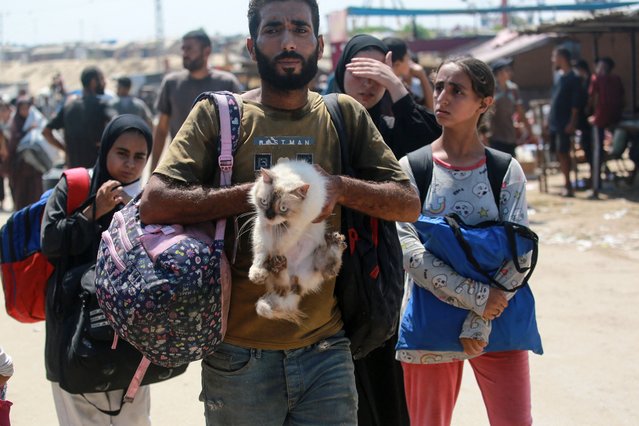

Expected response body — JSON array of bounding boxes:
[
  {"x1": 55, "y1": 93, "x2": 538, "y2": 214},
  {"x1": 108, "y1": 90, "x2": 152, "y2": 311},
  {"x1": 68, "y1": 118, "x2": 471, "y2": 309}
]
[{"x1": 139, "y1": 0, "x2": 420, "y2": 424}]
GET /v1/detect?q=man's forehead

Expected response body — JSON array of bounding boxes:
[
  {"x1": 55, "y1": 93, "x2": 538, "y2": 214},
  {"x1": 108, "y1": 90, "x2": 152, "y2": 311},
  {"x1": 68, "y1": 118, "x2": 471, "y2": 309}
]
[{"x1": 259, "y1": 1, "x2": 314, "y2": 27}]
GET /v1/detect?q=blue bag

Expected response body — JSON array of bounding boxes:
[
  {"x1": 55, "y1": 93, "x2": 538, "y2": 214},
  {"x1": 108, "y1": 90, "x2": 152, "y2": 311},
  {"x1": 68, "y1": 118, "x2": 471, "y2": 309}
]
[{"x1": 396, "y1": 213, "x2": 543, "y2": 354}]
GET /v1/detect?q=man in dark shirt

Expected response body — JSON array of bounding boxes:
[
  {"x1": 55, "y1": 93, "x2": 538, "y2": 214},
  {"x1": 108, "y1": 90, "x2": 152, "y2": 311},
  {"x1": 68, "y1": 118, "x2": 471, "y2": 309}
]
[
  {"x1": 152, "y1": 29, "x2": 242, "y2": 170},
  {"x1": 548, "y1": 47, "x2": 580, "y2": 197},
  {"x1": 42, "y1": 66, "x2": 115, "y2": 168},
  {"x1": 112, "y1": 76, "x2": 154, "y2": 129}
]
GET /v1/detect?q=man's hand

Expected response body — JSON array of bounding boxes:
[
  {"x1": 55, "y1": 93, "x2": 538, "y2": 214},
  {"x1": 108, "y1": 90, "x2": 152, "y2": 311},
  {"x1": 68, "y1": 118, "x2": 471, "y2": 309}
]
[
  {"x1": 482, "y1": 288, "x2": 508, "y2": 321},
  {"x1": 312, "y1": 165, "x2": 343, "y2": 223}
]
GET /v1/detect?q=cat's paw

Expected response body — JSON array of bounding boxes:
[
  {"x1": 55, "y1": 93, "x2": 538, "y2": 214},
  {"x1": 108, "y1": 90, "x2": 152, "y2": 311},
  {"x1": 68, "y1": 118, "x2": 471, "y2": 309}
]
[
  {"x1": 256, "y1": 296, "x2": 276, "y2": 318},
  {"x1": 325, "y1": 232, "x2": 347, "y2": 251},
  {"x1": 249, "y1": 265, "x2": 269, "y2": 285},
  {"x1": 265, "y1": 255, "x2": 287, "y2": 274},
  {"x1": 256, "y1": 293, "x2": 305, "y2": 325}
]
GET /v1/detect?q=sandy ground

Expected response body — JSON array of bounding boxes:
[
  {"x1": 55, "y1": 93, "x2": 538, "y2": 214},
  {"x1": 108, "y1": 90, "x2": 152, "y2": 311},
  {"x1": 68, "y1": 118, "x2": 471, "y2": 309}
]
[{"x1": 1, "y1": 165, "x2": 638, "y2": 425}]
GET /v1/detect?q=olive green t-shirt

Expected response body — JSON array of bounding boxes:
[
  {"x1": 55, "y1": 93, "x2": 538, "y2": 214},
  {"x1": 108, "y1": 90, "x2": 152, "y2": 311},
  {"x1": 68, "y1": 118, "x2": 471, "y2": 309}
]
[{"x1": 155, "y1": 91, "x2": 408, "y2": 350}]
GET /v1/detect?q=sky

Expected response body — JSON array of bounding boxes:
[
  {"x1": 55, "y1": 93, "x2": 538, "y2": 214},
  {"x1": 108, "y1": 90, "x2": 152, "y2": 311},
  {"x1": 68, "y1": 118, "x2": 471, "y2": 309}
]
[{"x1": 0, "y1": 0, "x2": 596, "y2": 47}]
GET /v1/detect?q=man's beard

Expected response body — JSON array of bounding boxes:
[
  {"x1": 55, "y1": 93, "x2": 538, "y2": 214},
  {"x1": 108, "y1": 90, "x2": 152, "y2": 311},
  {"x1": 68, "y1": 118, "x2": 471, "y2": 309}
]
[
  {"x1": 254, "y1": 45, "x2": 319, "y2": 91},
  {"x1": 183, "y1": 55, "x2": 206, "y2": 72}
]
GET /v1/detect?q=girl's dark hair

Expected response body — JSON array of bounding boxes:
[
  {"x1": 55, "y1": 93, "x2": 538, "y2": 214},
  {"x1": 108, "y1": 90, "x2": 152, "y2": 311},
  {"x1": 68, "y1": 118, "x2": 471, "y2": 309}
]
[
  {"x1": 437, "y1": 56, "x2": 495, "y2": 99},
  {"x1": 248, "y1": 0, "x2": 320, "y2": 40}
]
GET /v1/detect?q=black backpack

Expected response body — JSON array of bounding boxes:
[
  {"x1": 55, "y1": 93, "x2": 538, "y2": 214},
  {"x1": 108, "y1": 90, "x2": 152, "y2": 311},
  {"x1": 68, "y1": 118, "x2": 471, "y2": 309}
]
[
  {"x1": 323, "y1": 94, "x2": 404, "y2": 360},
  {"x1": 407, "y1": 144, "x2": 512, "y2": 209}
]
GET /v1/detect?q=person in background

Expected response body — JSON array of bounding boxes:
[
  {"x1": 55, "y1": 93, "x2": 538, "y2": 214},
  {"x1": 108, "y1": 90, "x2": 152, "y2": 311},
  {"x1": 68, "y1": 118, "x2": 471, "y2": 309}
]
[
  {"x1": 8, "y1": 97, "x2": 44, "y2": 210},
  {"x1": 488, "y1": 57, "x2": 535, "y2": 158},
  {"x1": 0, "y1": 345, "x2": 13, "y2": 426},
  {"x1": 0, "y1": 100, "x2": 13, "y2": 211},
  {"x1": 112, "y1": 77, "x2": 154, "y2": 129},
  {"x1": 573, "y1": 59, "x2": 596, "y2": 187},
  {"x1": 588, "y1": 57, "x2": 625, "y2": 155},
  {"x1": 41, "y1": 115, "x2": 153, "y2": 426},
  {"x1": 0, "y1": 346, "x2": 14, "y2": 398},
  {"x1": 548, "y1": 47, "x2": 581, "y2": 197},
  {"x1": 332, "y1": 34, "x2": 441, "y2": 160},
  {"x1": 383, "y1": 37, "x2": 434, "y2": 111},
  {"x1": 329, "y1": 33, "x2": 440, "y2": 426},
  {"x1": 152, "y1": 29, "x2": 242, "y2": 170},
  {"x1": 42, "y1": 66, "x2": 116, "y2": 168}
]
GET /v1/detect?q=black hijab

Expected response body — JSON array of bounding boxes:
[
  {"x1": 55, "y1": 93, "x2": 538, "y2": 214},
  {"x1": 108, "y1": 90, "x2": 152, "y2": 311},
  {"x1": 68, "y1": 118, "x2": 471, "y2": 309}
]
[
  {"x1": 334, "y1": 34, "x2": 389, "y2": 94},
  {"x1": 90, "y1": 114, "x2": 152, "y2": 195},
  {"x1": 89, "y1": 114, "x2": 152, "y2": 229}
]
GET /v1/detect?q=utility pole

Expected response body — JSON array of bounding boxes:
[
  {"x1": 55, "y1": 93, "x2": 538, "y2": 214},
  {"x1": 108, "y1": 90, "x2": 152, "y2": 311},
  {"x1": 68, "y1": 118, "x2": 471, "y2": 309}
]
[
  {"x1": 155, "y1": 0, "x2": 164, "y2": 72},
  {"x1": 502, "y1": 0, "x2": 509, "y2": 28}
]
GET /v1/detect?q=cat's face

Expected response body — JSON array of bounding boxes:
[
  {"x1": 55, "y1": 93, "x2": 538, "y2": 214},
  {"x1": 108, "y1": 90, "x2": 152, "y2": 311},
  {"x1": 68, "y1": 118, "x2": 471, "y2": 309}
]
[{"x1": 253, "y1": 169, "x2": 310, "y2": 225}]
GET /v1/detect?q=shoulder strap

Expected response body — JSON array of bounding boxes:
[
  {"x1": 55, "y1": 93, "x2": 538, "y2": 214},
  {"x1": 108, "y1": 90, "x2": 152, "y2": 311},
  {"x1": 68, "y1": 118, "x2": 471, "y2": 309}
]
[
  {"x1": 407, "y1": 146, "x2": 511, "y2": 211},
  {"x1": 194, "y1": 91, "x2": 241, "y2": 241},
  {"x1": 484, "y1": 147, "x2": 512, "y2": 209},
  {"x1": 407, "y1": 144, "x2": 433, "y2": 207},
  {"x1": 322, "y1": 93, "x2": 353, "y2": 176},
  {"x1": 62, "y1": 167, "x2": 91, "y2": 214}
]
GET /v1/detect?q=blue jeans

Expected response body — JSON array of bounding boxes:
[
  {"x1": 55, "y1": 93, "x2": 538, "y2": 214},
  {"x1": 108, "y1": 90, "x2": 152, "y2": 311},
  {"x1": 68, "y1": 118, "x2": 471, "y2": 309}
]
[{"x1": 200, "y1": 331, "x2": 357, "y2": 425}]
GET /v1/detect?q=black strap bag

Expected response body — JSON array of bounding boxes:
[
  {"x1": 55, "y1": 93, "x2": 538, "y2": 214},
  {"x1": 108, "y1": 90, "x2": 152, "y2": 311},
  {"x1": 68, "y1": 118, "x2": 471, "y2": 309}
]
[{"x1": 323, "y1": 94, "x2": 404, "y2": 360}]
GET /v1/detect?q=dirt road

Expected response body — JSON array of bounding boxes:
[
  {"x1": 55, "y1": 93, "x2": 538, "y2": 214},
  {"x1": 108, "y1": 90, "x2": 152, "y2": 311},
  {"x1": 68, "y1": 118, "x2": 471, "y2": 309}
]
[{"x1": 1, "y1": 173, "x2": 638, "y2": 425}]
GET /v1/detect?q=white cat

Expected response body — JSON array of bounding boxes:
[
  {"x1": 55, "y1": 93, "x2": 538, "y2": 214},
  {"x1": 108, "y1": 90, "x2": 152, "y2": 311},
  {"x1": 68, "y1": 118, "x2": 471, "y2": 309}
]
[{"x1": 248, "y1": 159, "x2": 346, "y2": 324}]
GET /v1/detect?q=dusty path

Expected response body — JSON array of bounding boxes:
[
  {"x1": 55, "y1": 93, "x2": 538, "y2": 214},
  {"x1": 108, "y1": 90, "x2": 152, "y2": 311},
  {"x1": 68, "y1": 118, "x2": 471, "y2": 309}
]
[{"x1": 1, "y1": 172, "x2": 638, "y2": 425}]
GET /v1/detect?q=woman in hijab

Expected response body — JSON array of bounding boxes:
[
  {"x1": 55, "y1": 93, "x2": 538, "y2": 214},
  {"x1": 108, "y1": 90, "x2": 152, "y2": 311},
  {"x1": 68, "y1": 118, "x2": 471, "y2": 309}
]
[
  {"x1": 41, "y1": 114, "x2": 153, "y2": 426},
  {"x1": 8, "y1": 97, "x2": 44, "y2": 210},
  {"x1": 329, "y1": 34, "x2": 441, "y2": 426},
  {"x1": 331, "y1": 34, "x2": 441, "y2": 161}
]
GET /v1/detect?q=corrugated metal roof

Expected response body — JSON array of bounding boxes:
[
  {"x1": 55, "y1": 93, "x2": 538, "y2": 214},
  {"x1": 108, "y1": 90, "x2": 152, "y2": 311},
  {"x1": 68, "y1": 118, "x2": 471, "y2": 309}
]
[
  {"x1": 463, "y1": 30, "x2": 557, "y2": 64},
  {"x1": 532, "y1": 10, "x2": 639, "y2": 33}
]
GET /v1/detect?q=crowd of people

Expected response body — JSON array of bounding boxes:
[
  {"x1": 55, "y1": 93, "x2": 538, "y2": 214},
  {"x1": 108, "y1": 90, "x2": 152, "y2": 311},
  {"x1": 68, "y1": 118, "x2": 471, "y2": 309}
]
[{"x1": 0, "y1": 0, "x2": 633, "y2": 425}]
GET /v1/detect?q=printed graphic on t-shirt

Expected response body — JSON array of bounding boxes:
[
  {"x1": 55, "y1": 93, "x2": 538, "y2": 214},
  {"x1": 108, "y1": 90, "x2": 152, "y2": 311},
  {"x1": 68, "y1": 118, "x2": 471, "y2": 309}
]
[
  {"x1": 296, "y1": 153, "x2": 313, "y2": 164},
  {"x1": 254, "y1": 153, "x2": 272, "y2": 171},
  {"x1": 253, "y1": 136, "x2": 315, "y2": 146}
]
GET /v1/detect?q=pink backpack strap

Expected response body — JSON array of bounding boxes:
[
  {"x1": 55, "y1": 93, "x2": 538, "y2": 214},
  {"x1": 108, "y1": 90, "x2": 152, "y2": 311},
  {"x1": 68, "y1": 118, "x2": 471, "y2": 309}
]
[
  {"x1": 124, "y1": 357, "x2": 151, "y2": 403},
  {"x1": 211, "y1": 92, "x2": 236, "y2": 242}
]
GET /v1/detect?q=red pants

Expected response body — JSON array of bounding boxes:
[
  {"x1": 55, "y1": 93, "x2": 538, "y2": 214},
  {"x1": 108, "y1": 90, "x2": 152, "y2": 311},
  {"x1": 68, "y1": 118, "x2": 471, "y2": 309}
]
[{"x1": 402, "y1": 351, "x2": 532, "y2": 426}]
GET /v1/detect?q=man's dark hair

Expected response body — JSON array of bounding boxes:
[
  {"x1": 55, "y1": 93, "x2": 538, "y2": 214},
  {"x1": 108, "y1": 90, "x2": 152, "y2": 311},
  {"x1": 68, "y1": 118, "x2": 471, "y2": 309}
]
[
  {"x1": 183, "y1": 29, "x2": 211, "y2": 48},
  {"x1": 117, "y1": 76, "x2": 132, "y2": 89},
  {"x1": 382, "y1": 37, "x2": 408, "y2": 63},
  {"x1": 554, "y1": 47, "x2": 572, "y2": 62},
  {"x1": 248, "y1": 0, "x2": 320, "y2": 40},
  {"x1": 598, "y1": 56, "x2": 615, "y2": 71},
  {"x1": 574, "y1": 59, "x2": 591, "y2": 75},
  {"x1": 80, "y1": 66, "x2": 102, "y2": 89}
]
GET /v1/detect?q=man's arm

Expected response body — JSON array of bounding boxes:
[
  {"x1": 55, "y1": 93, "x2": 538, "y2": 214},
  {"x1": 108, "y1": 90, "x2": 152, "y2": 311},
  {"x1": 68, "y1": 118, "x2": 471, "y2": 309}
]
[
  {"x1": 42, "y1": 127, "x2": 65, "y2": 151},
  {"x1": 151, "y1": 113, "x2": 170, "y2": 171},
  {"x1": 139, "y1": 174, "x2": 253, "y2": 225},
  {"x1": 318, "y1": 175, "x2": 420, "y2": 223}
]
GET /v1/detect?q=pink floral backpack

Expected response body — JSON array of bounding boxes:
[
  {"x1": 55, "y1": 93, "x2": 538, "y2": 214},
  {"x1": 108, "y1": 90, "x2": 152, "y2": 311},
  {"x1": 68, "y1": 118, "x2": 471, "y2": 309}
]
[{"x1": 95, "y1": 91, "x2": 239, "y2": 401}]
